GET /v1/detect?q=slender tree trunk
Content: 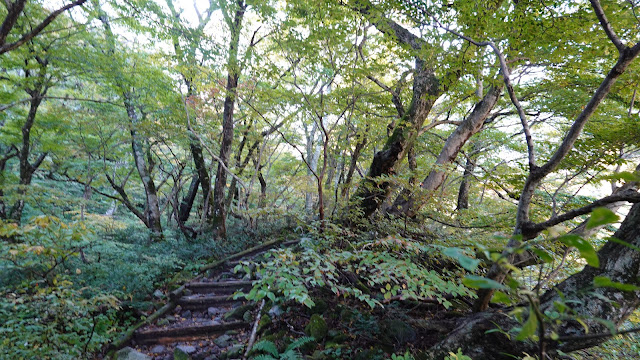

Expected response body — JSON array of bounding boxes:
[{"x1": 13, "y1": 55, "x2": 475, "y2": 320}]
[
  {"x1": 178, "y1": 174, "x2": 200, "y2": 222},
  {"x1": 190, "y1": 138, "x2": 213, "y2": 218},
  {"x1": 258, "y1": 170, "x2": 267, "y2": 208},
  {"x1": 124, "y1": 96, "x2": 163, "y2": 240},
  {"x1": 0, "y1": 149, "x2": 17, "y2": 220},
  {"x1": 341, "y1": 133, "x2": 367, "y2": 199},
  {"x1": 225, "y1": 126, "x2": 255, "y2": 212},
  {"x1": 8, "y1": 89, "x2": 48, "y2": 223},
  {"x1": 456, "y1": 144, "x2": 478, "y2": 211},
  {"x1": 211, "y1": 0, "x2": 246, "y2": 239},
  {"x1": 304, "y1": 122, "x2": 321, "y2": 216},
  {"x1": 166, "y1": 0, "x2": 216, "y2": 227}
]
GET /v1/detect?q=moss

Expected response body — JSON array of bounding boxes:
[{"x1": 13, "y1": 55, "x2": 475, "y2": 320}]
[
  {"x1": 257, "y1": 314, "x2": 272, "y2": 334},
  {"x1": 305, "y1": 314, "x2": 328, "y2": 340},
  {"x1": 173, "y1": 348, "x2": 190, "y2": 360},
  {"x1": 307, "y1": 298, "x2": 328, "y2": 315},
  {"x1": 380, "y1": 319, "x2": 416, "y2": 345},
  {"x1": 224, "y1": 303, "x2": 254, "y2": 321}
]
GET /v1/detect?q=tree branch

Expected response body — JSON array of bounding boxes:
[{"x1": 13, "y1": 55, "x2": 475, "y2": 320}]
[
  {"x1": 0, "y1": 0, "x2": 88, "y2": 55},
  {"x1": 523, "y1": 189, "x2": 640, "y2": 236},
  {"x1": 589, "y1": 0, "x2": 625, "y2": 52},
  {"x1": 344, "y1": 0, "x2": 426, "y2": 51}
]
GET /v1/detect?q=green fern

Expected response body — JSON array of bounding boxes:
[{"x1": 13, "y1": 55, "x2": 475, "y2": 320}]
[
  {"x1": 252, "y1": 340, "x2": 279, "y2": 357},
  {"x1": 253, "y1": 355, "x2": 278, "y2": 360},
  {"x1": 284, "y1": 336, "x2": 315, "y2": 352},
  {"x1": 250, "y1": 336, "x2": 315, "y2": 359}
]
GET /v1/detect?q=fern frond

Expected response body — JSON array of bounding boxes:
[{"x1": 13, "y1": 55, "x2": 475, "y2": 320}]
[
  {"x1": 252, "y1": 354, "x2": 278, "y2": 360},
  {"x1": 252, "y1": 340, "x2": 279, "y2": 357},
  {"x1": 285, "y1": 336, "x2": 315, "y2": 352},
  {"x1": 280, "y1": 349, "x2": 303, "y2": 360}
]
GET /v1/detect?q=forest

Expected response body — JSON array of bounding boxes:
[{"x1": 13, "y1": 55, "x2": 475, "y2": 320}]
[{"x1": 1, "y1": 0, "x2": 640, "y2": 359}]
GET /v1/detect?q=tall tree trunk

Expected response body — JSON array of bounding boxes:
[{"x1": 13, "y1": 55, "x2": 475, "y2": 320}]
[
  {"x1": 190, "y1": 138, "x2": 213, "y2": 218},
  {"x1": 349, "y1": 0, "x2": 502, "y2": 218},
  {"x1": 304, "y1": 122, "x2": 321, "y2": 215},
  {"x1": 0, "y1": 148, "x2": 17, "y2": 220},
  {"x1": 211, "y1": 0, "x2": 246, "y2": 239},
  {"x1": 166, "y1": 0, "x2": 216, "y2": 227},
  {"x1": 225, "y1": 124, "x2": 254, "y2": 212},
  {"x1": 352, "y1": 58, "x2": 438, "y2": 218},
  {"x1": 258, "y1": 170, "x2": 267, "y2": 208},
  {"x1": 8, "y1": 87, "x2": 48, "y2": 223}
]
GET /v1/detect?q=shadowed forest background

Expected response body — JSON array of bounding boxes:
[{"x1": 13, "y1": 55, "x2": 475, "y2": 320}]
[{"x1": 2, "y1": 0, "x2": 640, "y2": 359}]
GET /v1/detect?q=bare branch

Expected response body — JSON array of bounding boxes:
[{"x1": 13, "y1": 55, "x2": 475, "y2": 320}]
[{"x1": 524, "y1": 189, "x2": 640, "y2": 236}]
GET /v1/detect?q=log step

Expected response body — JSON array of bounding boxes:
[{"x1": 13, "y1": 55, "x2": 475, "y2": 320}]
[
  {"x1": 186, "y1": 281, "x2": 253, "y2": 294},
  {"x1": 134, "y1": 321, "x2": 249, "y2": 344},
  {"x1": 176, "y1": 295, "x2": 241, "y2": 309}
]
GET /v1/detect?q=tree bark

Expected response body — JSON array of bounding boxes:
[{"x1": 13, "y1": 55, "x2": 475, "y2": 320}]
[
  {"x1": 211, "y1": 0, "x2": 246, "y2": 239},
  {"x1": 304, "y1": 121, "x2": 321, "y2": 215},
  {"x1": 456, "y1": 144, "x2": 478, "y2": 211},
  {"x1": 178, "y1": 174, "x2": 200, "y2": 223},
  {"x1": 388, "y1": 85, "x2": 503, "y2": 217},
  {"x1": 190, "y1": 138, "x2": 213, "y2": 218},
  {"x1": 341, "y1": 133, "x2": 367, "y2": 199}
]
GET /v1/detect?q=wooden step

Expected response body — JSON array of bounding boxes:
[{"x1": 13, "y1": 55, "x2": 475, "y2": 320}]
[
  {"x1": 134, "y1": 321, "x2": 249, "y2": 344},
  {"x1": 176, "y1": 294, "x2": 241, "y2": 309},
  {"x1": 186, "y1": 281, "x2": 253, "y2": 294}
]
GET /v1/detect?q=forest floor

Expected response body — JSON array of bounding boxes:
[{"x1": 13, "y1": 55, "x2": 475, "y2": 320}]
[{"x1": 103, "y1": 231, "x2": 640, "y2": 360}]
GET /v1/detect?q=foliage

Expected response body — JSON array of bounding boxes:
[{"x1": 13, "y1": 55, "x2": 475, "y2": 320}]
[
  {"x1": 0, "y1": 216, "x2": 121, "y2": 359},
  {"x1": 443, "y1": 349, "x2": 473, "y2": 360},
  {"x1": 236, "y1": 234, "x2": 473, "y2": 309},
  {"x1": 251, "y1": 336, "x2": 315, "y2": 360}
]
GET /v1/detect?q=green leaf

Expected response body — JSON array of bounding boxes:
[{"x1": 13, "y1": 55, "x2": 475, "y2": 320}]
[
  {"x1": 607, "y1": 237, "x2": 640, "y2": 253},
  {"x1": 586, "y1": 207, "x2": 619, "y2": 230},
  {"x1": 491, "y1": 291, "x2": 512, "y2": 305},
  {"x1": 603, "y1": 171, "x2": 640, "y2": 183},
  {"x1": 593, "y1": 276, "x2": 640, "y2": 292},
  {"x1": 443, "y1": 247, "x2": 481, "y2": 272},
  {"x1": 558, "y1": 235, "x2": 599, "y2": 268},
  {"x1": 516, "y1": 306, "x2": 538, "y2": 341},
  {"x1": 531, "y1": 248, "x2": 553, "y2": 263},
  {"x1": 462, "y1": 275, "x2": 507, "y2": 290}
]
